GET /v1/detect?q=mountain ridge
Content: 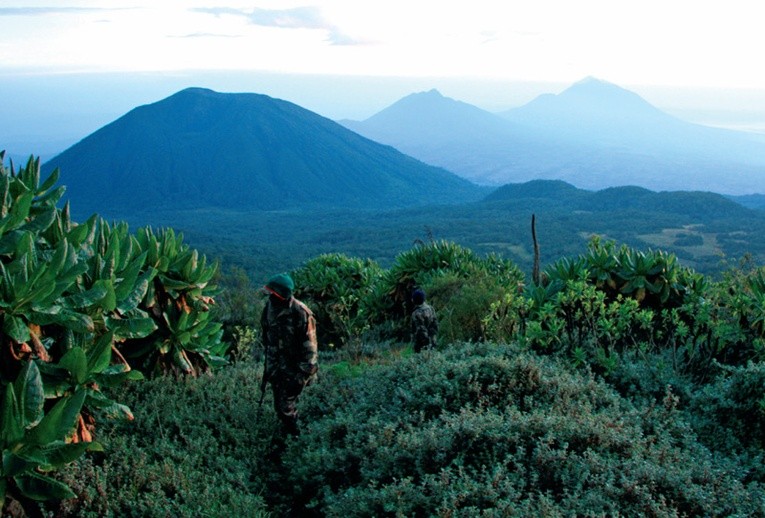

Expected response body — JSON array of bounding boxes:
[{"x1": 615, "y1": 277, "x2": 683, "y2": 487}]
[{"x1": 341, "y1": 77, "x2": 765, "y2": 194}]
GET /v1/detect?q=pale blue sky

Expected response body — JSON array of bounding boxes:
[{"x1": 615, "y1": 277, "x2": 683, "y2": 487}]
[
  {"x1": 2, "y1": 1, "x2": 765, "y2": 162},
  {"x1": 3, "y1": 1, "x2": 764, "y2": 88}
]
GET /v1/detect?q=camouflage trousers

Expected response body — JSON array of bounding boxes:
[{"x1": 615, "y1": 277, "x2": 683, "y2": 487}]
[{"x1": 270, "y1": 371, "x2": 309, "y2": 436}]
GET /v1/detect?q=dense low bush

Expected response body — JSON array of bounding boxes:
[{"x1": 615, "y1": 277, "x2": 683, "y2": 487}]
[
  {"x1": 51, "y1": 363, "x2": 271, "y2": 517},
  {"x1": 280, "y1": 342, "x2": 765, "y2": 516},
  {"x1": 689, "y1": 361, "x2": 765, "y2": 454},
  {"x1": 47, "y1": 343, "x2": 764, "y2": 516}
]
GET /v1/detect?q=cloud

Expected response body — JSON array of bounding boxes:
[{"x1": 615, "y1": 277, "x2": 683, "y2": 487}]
[
  {"x1": 192, "y1": 5, "x2": 364, "y2": 46},
  {"x1": 0, "y1": 7, "x2": 120, "y2": 16},
  {"x1": 190, "y1": 7, "x2": 243, "y2": 18},
  {"x1": 172, "y1": 32, "x2": 241, "y2": 39}
]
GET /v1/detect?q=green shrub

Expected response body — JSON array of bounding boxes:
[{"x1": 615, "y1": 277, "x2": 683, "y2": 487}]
[
  {"x1": 292, "y1": 253, "x2": 383, "y2": 350},
  {"x1": 369, "y1": 241, "x2": 524, "y2": 343},
  {"x1": 281, "y1": 342, "x2": 764, "y2": 516},
  {"x1": 422, "y1": 270, "x2": 507, "y2": 343},
  {"x1": 606, "y1": 349, "x2": 697, "y2": 407},
  {"x1": 689, "y1": 361, "x2": 765, "y2": 454},
  {"x1": 482, "y1": 286, "x2": 530, "y2": 345},
  {"x1": 50, "y1": 361, "x2": 271, "y2": 517}
]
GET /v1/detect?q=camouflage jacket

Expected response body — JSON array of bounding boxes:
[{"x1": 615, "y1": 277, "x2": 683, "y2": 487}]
[
  {"x1": 411, "y1": 303, "x2": 438, "y2": 350},
  {"x1": 261, "y1": 297, "x2": 318, "y2": 382}
]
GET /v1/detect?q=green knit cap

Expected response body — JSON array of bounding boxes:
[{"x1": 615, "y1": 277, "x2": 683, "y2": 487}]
[{"x1": 265, "y1": 273, "x2": 294, "y2": 299}]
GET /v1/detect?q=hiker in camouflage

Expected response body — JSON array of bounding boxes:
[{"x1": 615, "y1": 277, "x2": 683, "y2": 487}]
[
  {"x1": 261, "y1": 273, "x2": 318, "y2": 436},
  {"x1": 411, "y1": 288, "x2": 438, "y2": 353}
]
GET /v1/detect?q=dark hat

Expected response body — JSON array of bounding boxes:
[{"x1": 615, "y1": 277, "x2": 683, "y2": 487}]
[
  {"x1": 265, "y1": 273, "x2": 294, "y2": 300},
  {"x1": 412, "y1": 288, "x2": 426, "y2": 305}
]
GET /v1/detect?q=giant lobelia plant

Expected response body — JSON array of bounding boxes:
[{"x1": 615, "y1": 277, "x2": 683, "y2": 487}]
[
  {"x1": 0, "y1": 152, "x2": 229, "y2": 512},
  {"x1": 0, "y1": 154, "x2": 120, "y2": 511}
]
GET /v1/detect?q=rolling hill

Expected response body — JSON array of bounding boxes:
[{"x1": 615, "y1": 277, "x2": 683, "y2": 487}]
[
  {"x1": 341, "y1": 78, "x2": 765, "y2": 194},
  {"x1": 107, "y1": 177, "x2": 765, "y2": 283},
  {"x1": 43, "y1": 87, "x2": 484, "y2": 219},
  {"x1": 484, "y1": 179, "x2": 754, "y2": 220}
]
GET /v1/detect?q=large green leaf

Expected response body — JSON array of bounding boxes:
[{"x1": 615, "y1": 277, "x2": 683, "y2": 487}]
[
  {"x1": 97, "y1": 281, "x2": 117, "y2": 313},
  {"x1": 5, "y1": 191, "x2": 33, "y2": 232},
  {"x1": 114, "y1": 251, "x2": 148, "y2": 302},
  {"x1": 18, "y1": 156, "x2": 39, "y2": 191},
  {"x1": 13, "y1": 277, "x2": 56, "y2": 313},
  {"x1": 64, "y1": 281, "x2": 110, "y2": 309},
  {"x1": 85, "y1": 390, "x2": 135, "y2": 420},
  {"x1": 95, "y1": 367, "x2": 143, "y2": 388},
  {"x1": 39, "y1": 239, "x2": 69, "y2": 285},
  {"x1": 87, "y1": 332, "x2": 114, "y2": 375},
  {"x1": 205, "y1": 355, "x2": 229, "y2": 368},
  {"x1": 22, "y1": 206, "x2": 56, "y2": 233},
  {"x1": 58, "y1": 347, "x2": 87, "y2": 384},
  {"x1": 0, "y1": 229, "x2": 26, "y2": 255},
  {"x1": 13, "y1": 228, "x2": 34, "y2": 264},
  {"x1": 34, "y1": 185, "x2": 65, "y2": 207},
  {"x1": 157, "y1": 275, "x2": 195, "y2": 291},
  {"x1": 65, "y1": 222, "x2": 90, "y2": 248},
  {"x1": 2, "y1": 450, "x2": 35, "y2": 477},
  {"x1": 1, "y1": 384, "x2": 23, "y2": 446},
  {"x1": 106, "y1": 315, "x2": 157, "y2": 340},
  {"x1": 39, "y1": 441, "x2": 90, "y2": 469},
  {"x1": 38, "y1": 167, "x2": 60, "y2": 193},
  {"x1": 177, "y1": 331, "x2": 192, "y2": 346},
  {"x1": 181, "y1": 249, "x2": 198, "y2": 278},
  {"x1": 116, "y1": 266, "x2": 156, "y2": 314},
  {"x1": 43, "y1": 309, "x2": 94, "y2": 334},
  {"x1": 98, "y1": 401, "x2": 134, "y2": 421},
  {"x1": 3, "y1": 314, "x2": 30, "y2": 344},
  {"x1": 27, "y1": 306, "x2": 63, "y2": 326},
  {"x1": 29, "y1": 390, "x2": 85, "y2": 446},
  {"x1": 14, "y1": 471, "x2": 76, "y2": 501},
  {"x1": 13, "y1": 361, "x2": 44, "y2": 430},
  {"x1": 0, "y1": 261, "x2": 12, "y2": 300}
]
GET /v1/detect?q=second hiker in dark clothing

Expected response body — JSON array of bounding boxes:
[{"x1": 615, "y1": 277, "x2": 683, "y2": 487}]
[{"x1": 411, "y1": 288, "x2": 438, "y2": 353}]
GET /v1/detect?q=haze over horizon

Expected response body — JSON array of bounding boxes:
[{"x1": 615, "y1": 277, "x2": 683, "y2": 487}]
[{"x1": 2, "y1": 1, "x2": 765, "y2": 165}]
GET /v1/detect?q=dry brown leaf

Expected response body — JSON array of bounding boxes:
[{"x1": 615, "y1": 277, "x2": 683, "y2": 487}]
[{"x1": 28, "y1": 325, "x2": 51, "y2": 362}]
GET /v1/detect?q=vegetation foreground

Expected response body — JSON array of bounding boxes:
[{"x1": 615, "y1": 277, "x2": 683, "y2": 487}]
[
  {"x1": 51, "y1": 344, "x2": 765, "y2": 517},
  {"x1": 3, "y1": 154, "x2": 765, "y2": 516}
]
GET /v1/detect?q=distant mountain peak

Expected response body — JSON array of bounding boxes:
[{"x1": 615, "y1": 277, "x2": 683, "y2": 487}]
[
  {"x1": 397, "y1": 88, "x2": 447, "y2": 106},
  {"x1": 572, "y1": 76, "x2": 610, "y2": 86},
  {"x1": 178, "y1": 86, "x2": 214, "y2": 94},
  {"x1": 43, "y1": 87, "x2": 482, "y2": 216},
  {"x1": 364, "y1": 87, "x2": 492, "y2": 126},
  {"x1": 507, "y1": 76, "x2": 674, "y2": 127},
  {"x1": 167, "y1": 86, "x2": 219, "y2": 100},
  {"x1": 562, "y1": 76, "x2": 642, "y2": 101}
]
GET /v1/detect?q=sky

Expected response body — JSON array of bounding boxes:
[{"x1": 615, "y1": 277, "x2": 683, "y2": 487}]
[{"x1": 2, "y1": 1, "x2": 765, "y2": 162}]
